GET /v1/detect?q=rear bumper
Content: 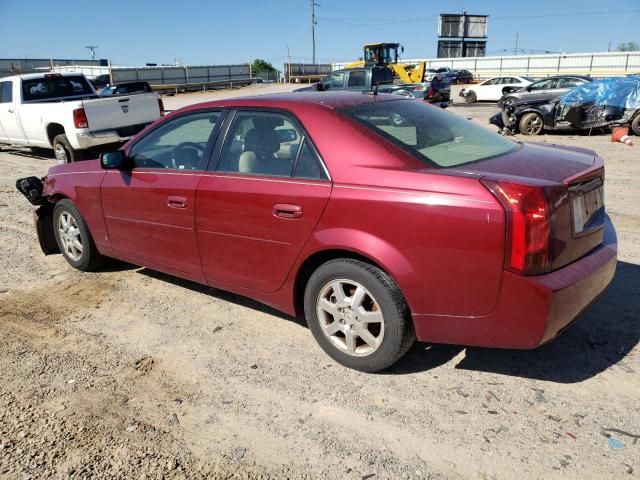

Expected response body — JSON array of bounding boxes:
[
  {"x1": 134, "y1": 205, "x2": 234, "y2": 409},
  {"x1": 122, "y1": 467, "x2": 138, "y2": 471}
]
[
  {"x1": 412, "y1": 214, "x2": 617, "y2": 348},
  {"x1": 71, "y1": 123, "x2": 150, "y2": 150}
]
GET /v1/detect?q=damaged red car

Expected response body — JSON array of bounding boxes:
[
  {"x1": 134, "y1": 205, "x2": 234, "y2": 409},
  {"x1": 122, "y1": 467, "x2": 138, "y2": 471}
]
[{"x1": 17, "y1": 92, "x2": 617, "y2": 372}]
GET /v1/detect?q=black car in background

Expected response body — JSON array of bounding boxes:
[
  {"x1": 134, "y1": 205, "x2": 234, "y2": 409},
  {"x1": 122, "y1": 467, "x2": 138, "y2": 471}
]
[
  {"x1": 456, "y1": 70, "x2": 474, "y2": 84},
  {"x1": 498, "y1": 75, "x2": 592, "y2": 108}
]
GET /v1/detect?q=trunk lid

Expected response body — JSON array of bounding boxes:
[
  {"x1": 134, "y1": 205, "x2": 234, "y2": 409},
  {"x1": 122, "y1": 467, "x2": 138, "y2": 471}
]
[
  {"x1": 452, "y1": 142, "x2": 605, "y2": 272},
  {"x1": 82, "y1": 93, "x2": 160, "y2": 132}
]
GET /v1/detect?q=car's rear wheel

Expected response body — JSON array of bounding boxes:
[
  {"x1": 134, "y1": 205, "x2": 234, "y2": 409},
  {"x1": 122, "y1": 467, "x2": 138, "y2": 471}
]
[
  {"x1": 464, "y1": 91, "x2": 477, "y2": 103},
  {"x1": 519, "y1": 112, "x2": 544, "y2": 135},
  {"x1": 53, "y1": 199, "x2": 106, "y2": 271},
  {"x1": 501, "y1": 96, "x2": 517, "y2": 108},
  {"x1": 304, "y1": 259, "x2": 415, "y2": 372},
  {"x1": 52, "y1": 134, "x2": 80, "y2": 164}
]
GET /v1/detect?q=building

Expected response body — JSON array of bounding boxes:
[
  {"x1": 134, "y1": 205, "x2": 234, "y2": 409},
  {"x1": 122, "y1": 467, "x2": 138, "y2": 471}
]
[{"x1": 437, "y1": 13, "x2": 488, "y2": 58}]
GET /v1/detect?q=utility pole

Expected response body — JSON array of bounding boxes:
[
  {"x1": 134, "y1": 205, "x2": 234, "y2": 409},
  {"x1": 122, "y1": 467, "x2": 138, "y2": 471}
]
[
  {"x1": 513, "y1": 33, "x2": 519, "y2": 56},
  {"x1": 608, "y1": 41, "x2": 612, "y2": 52},
  {"x1": 85, "y1": 45, "x2": 98, "y2": 61},
  {"x1": 311, "y1": 0, "x2": 320, "y2": 64}
]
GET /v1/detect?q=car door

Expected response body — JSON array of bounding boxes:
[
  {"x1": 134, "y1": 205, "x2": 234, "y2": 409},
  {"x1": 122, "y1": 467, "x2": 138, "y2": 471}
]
[
  {"x1": 196, "y1": 109, "x2": 331, "y2": 293},
  {"x1": 522, "y1": 78, "x2": 556, "y2": 102},
  {"x1": 0, "y1": 80, "x2": 26, "y2": 142},
  {"x1": 476, "y1": 78, "x2": 500, "y2": 100},
  {"x1": 101, "y1": 109, "x2": 224, "y2": 278}
]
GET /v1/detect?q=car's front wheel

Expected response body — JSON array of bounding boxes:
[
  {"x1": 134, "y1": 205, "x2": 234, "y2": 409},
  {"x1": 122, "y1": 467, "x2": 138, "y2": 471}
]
[
  {"x1": 519, "y1": 112, "x2": 544, "y2": 135},
  {"x1": 464, "y1": 91, "x2": 477, "y2": 103},
  {"x1": 53, "y1": 199, "x2": 106, "y2": 271},
  {"x1": 304, "y1": 259, "x2": 415, "y2": 372}
]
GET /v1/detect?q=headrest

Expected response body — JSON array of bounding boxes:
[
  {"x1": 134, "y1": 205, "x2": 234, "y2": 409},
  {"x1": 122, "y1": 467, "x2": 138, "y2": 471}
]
[{"x1": 244, "y1": 128, "x2": 280, "y2": 157}]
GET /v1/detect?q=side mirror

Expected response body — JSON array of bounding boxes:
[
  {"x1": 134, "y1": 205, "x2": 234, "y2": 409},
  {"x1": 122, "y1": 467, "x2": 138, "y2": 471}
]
[
  {"x1": 100, "y1": 150, "x2": 128, "y2": 170},
  {"x1": 316, "y1": 82, "x2": 326, "y2": 91},
  {"x1": 526, "y1": 85, "x2": 532, "y2": 91}
]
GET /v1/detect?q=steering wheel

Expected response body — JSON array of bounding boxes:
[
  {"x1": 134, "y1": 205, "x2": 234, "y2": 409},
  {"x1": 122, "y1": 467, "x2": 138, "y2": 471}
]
[{"x1": 171, "y1": 142, "x2": 205, "y2": 170}]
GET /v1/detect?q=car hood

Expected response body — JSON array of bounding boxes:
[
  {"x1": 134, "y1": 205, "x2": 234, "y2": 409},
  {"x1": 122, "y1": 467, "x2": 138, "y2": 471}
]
[{"x1": 446, "y1": 142, "x2": 596, "y2": 184}]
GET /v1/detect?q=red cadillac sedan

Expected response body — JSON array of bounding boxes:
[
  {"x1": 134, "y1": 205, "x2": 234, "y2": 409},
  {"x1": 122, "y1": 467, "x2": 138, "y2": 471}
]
[{"x1": 17, "y1": 92, "x2": 617, "y2": 372}]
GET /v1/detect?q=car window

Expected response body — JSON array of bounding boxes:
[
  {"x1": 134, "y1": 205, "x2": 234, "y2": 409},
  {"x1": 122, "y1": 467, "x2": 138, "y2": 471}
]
[
  {"x1": 347, "y1": 70, "x2": 366, "y2": 88},
  {"x1": 22, "y1": 75, "x2": 94, "y2": 101},
  {"x1": 483, "y1": 78, "x2": 500, "y2": 86},
  {"x1": 129, "y1": 110, "x2": 221, "y2": 170},
  {"x1": 530, "y1": 78, "x2": 554, "y2": 90},
  {"x1": 217, "y1": 111, "x2": 302, "y2": 177},
  {"x1": 293, "y1": 139, "x2": 328, "y2": 180},
  {"x1": 372, "y1": 67, "x2": 392, "y2": 85},
  {"x1": 0, "y1": 81, "x2": 12, "y2": 103},
  {"x1": 339, "y1": 100, "x2": 517, "y2": 168},
  {"x1": 500, "y1": 77, "x2": 516, "y2": 84},
  {"x1": 324, "y1": 72, "x2": 345, "y2": 89},
  {"x1": 556, "y1": 78, "x2": 583, "y2": 88}
]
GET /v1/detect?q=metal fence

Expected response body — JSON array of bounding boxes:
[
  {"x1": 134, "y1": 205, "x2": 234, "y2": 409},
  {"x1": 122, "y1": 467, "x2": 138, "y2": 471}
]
[{"x1": 334, "y1": 51, "x2": 640, "y2": 80}]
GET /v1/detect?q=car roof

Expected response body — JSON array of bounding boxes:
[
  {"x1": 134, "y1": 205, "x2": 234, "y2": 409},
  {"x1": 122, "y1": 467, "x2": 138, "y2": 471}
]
[
  {"x1": 3, "y1": 72, "x2": 88, "y2": 81},
  {"x1": 177, "y1": 91, "x2": 407, "y2": 113},
  {"x1": 533, "y1": 75, "x2": 592, "y2": 81}
]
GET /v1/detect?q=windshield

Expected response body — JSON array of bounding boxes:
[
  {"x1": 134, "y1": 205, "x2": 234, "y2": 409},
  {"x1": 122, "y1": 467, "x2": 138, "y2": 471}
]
[
  {"x1": 339, "y1": 100, "x2": 518, "y2": 168},
  {"x1": 22, "y1": 75, "x2": 95, "y2": 101}
]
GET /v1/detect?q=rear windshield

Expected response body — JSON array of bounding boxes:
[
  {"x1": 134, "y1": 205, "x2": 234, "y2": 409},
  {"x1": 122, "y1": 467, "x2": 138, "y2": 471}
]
[
  {"x1": 339, "y1": 100, "x2": 517, "y2": 168},
  {"x1": 22, "y1": 76, "x2": 95, "y2": 101}
]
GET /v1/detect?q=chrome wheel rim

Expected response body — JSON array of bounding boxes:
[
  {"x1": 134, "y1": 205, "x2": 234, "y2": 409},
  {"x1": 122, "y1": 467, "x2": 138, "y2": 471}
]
[
  {"x1": 54, "y1": 144, "x2": 68, "y2": 163},
  {"x1": 524, "y1": 116, "x2": 543, "y2": 134},
  {"x1": 58, "y1": 211, "x2": 83, "y2": 261},
  {"x1": 316, "y1": 279, "x2": 385, "y2": 357}
]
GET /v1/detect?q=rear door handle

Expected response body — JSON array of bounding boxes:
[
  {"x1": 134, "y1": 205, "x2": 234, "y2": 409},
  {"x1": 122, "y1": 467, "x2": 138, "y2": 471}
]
[
  {"x1": 167, "y1": 195, "x2": 188, "y2": 209},
  {"x1": 273, "y1": 203, "x2": 302, "y2": 219}
]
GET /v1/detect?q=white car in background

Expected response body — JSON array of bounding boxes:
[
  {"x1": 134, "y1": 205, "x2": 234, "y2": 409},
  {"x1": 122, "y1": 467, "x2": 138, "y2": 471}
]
[{"x1": 460, "y1": 76, "x2": 534, "y2": 103}]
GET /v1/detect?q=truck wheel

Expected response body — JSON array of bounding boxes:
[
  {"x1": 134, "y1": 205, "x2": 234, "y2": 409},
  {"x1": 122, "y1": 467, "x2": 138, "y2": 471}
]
[
  {"x1": 53, "y1": 199, "x2": 106, "y2": 271},
  {"x1": 53, "y1": 134, "x2": 79, "y2": 163},
  {"x1": 304, "y1": 259, "x2": 415, "y2": 372},
  {"x1": 464, "y1": 91, "x2": 477, "y2": 103},
  {"x1": 519, "y1": 112, "x2": 544, "y2": 135},
  {"x1": 631, "y1": 114, "x2": 640, "y2": 136}
]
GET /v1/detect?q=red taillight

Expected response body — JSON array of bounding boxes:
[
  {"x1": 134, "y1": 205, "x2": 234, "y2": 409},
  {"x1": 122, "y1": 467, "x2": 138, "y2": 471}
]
[
  {"x1": 427, "y1": 87, "x2": 435, "y2": 98},
  {"x1": 158, "y1": 98, "x2": 165, "y2": 116},
  {"x1": 73, "y1": 108, "x2": 88, "y2": 129},
  {"x1": 482, "y1": 180, "x2": 551, "y2": 274}
]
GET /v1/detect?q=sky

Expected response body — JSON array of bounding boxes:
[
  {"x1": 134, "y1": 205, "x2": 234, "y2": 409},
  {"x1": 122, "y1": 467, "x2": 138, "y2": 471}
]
[{"x1": 0, "y1": 0, "x2": 638, "y2": 68}]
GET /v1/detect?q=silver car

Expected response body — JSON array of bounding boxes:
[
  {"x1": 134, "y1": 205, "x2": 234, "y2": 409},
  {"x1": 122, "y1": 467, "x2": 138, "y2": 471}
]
[{"x1": 498, "y1": 76, "x2": 592, "y2": 109}]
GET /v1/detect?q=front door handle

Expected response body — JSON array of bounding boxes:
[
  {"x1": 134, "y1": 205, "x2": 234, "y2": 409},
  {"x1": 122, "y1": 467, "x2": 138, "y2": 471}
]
[
  {"x1": 167, "y1": 195, "x2": 188, "y2": 209},
  {"x1": 273, "y1": 203, "x2": 302, "y2": 219}
]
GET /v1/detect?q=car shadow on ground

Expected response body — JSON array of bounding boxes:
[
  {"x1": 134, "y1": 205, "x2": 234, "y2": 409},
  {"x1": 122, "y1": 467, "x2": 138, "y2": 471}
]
[
  {"x1": 0, "y1": 146, "x2": 56, "y2": 160},
  {"x1": 138, "y1": 268, "x2": 303, "y2": 325},
  {"x1": 391, "y1": 261, "x2": 639, "y2": 383}
]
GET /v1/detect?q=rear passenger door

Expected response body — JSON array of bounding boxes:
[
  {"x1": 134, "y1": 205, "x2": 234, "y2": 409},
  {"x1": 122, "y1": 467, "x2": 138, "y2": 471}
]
[{"x1": 195, "y1": 109, "x2": 332, "y2": 293}]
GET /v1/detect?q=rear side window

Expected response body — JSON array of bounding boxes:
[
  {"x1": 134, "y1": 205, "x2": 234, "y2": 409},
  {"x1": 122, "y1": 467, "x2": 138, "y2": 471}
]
[
  {"x1": 294, "y1": 140, "x2": 327, "y2": 180},
  {"x1": 347, "y1": 70, "x2": 366, "y2": 88},
  {"x1": 372, "y1": 68, "x2": 392, "y2": 85},
  {"x1": 0, "y1": 81, "x2": 12, "y2": 103},
  {"x1": 22, "y1": 76, "x2": 94, "y2": 101},
  {"x1": 339, "y1": 100, "x2": 517, "y2": 168}
]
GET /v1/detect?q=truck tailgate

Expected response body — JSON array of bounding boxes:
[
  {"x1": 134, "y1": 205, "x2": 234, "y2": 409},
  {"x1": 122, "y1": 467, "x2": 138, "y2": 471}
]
[{"x1": 82, "y1": 93, "x2": 160, "y2": 132}]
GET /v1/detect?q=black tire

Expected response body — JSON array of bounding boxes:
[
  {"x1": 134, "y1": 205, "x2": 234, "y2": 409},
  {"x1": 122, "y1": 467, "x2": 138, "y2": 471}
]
[
  {"x1": 304, "y1": 259, "x2": 415, "y2": 372},
  {"x1": 631, "y1": 114, "x2": 640, "y2": 136},
  {"x1": 501, "y1": 96, "x2": 517, "y2": 108},
  {"x1": 52, "y1": 134, "x2": 80, "y2": 163},
  {"x1": 464, "y1": 91, "x2": 477, "y2": 103},
  {"x1": 53, "y1": 199, "x2": 106, "y2": 271},
  {"x1": 518, "y1": 112, "x2": 544, "y2": 135}
]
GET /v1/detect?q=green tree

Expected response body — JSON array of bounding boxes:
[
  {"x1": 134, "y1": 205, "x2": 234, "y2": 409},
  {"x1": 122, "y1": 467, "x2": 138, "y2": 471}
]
[
  {"x1": 617, "y1": 42, "x2": 640, "y2": 52},
  {"x1": 251, "y1": 59, "x2": 277, "y2": 74}
]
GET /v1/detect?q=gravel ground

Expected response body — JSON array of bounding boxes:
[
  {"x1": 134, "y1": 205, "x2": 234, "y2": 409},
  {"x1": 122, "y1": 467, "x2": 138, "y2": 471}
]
[{"x1": 1, "y1": 84, "x2": 638, "y2": 479}]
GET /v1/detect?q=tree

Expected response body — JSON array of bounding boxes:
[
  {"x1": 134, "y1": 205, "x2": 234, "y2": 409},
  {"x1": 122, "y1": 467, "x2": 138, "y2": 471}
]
[
  {"x1": 251, "y1": 59, "x2": 277, "y2": 74},
  {"x1": 617, "y1": 42, "x2": 639, "y2": 52}
]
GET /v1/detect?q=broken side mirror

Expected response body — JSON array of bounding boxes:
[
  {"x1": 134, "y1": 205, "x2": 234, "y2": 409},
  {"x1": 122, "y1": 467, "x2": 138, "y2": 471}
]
[{"x1": 100, "y1": 150, "x2": 128, "y2": 170}]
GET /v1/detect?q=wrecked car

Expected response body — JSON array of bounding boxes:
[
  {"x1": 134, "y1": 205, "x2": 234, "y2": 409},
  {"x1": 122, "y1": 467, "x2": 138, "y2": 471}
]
[{"x1": 491, "y1": 75, "x2": 640, "y2": 136}]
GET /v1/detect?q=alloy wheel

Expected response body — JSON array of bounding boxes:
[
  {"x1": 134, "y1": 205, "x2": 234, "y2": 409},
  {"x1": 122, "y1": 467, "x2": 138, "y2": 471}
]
[
  {"x1": 58, "y1": 211, "x2": 83, "y2": 261},
  {"x1": 316, "y1": 279, "x2": 385, "y2": 357}
]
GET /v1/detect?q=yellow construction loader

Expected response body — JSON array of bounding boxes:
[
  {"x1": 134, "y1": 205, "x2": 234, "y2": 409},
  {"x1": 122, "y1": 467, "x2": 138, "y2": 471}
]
[{"x1": 346, "y1": 42, "x2": 426, "y2": 84}]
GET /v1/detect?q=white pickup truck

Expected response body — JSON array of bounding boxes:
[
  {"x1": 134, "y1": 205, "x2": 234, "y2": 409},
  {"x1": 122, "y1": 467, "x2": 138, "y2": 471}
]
[{"x1": 0, "y1": 72, "x2": 163, "y2": 162}]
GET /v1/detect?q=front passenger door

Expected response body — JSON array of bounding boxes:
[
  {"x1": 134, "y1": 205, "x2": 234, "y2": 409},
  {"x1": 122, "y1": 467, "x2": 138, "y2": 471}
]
[
  {"x1": 196, "y1": 110, "x2": 332, "y2": 293},
  {"x1": 101, "y1": 110, "x2": 224, "y2": 278}
]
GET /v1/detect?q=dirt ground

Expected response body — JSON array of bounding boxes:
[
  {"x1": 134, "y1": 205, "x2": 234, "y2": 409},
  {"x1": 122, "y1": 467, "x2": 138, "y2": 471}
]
[{"x1": 1, "y1": 84, "x2": 639, "y2": 480}]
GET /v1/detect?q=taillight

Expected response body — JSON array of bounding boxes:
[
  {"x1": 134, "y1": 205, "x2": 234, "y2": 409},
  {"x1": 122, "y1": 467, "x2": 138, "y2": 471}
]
[
  {"x1": 158, "y1": 98, "x2": 165, "y2": 116},
  {"x1": 482, "y1": 180, "x2": 551, "y2": 274},
  {"x1": 427, "y1": 87, "x2": 435, "y2": 98},
  {"x1": 414, "y1": 85, "x2": 424, "y2": 91},
  {"x1": 73, "y1": 108, "x2": 88, "y2": 129}
]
